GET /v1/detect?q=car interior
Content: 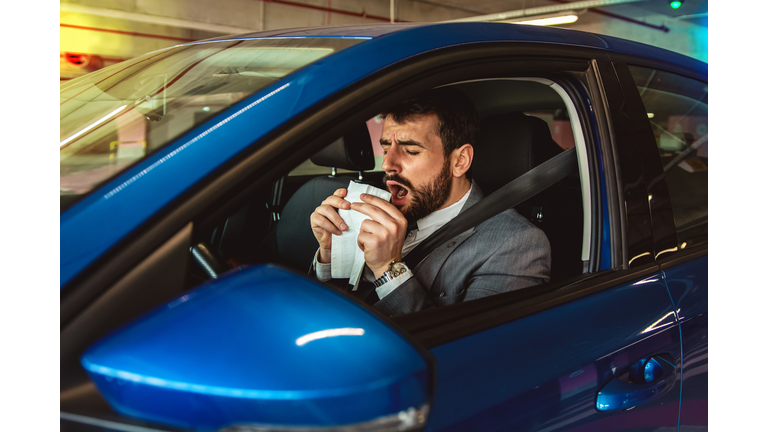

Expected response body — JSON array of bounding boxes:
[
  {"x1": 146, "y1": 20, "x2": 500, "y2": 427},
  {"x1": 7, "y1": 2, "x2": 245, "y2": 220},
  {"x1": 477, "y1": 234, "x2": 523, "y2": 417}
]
[{"x1": 185, "y1": 78, "x2": 589, "y2": 296}]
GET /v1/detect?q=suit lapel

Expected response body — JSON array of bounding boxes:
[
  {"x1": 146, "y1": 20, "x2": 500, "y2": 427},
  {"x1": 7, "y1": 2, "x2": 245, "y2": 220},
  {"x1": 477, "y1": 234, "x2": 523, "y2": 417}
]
[{"x1": 411, "y1": 182, "x2": 485, "y2": 290}]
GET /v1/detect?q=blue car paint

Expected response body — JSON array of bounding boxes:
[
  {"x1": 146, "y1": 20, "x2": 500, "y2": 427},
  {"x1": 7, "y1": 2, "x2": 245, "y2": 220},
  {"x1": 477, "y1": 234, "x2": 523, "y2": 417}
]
[
  {"x1": 60, "y1": 22, "x2": 709, "y2": 432},
  {"x1": 424, "y1": 273, "x2": 681, "y2": 431},
  {"x1": 61, "y1": 23, "x2": 705, "y2": 286},
  {"x1": 662, "y1": 255, "x2": 708, "y2": 429},
  {"x1": 81, "y1": 265, "x2": 431, "y2": 431}
]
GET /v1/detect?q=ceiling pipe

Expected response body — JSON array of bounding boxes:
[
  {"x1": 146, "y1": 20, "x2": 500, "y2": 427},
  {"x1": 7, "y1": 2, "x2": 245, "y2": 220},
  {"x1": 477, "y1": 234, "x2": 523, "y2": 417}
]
[
  {"x1": 60, "y1": 3, "x2": 257, "y2": 34},
  {"x1": 60, "y1": 23, "x2": 197, "y2": 43},
  {"x1": 261, "y1": 0, "x2": 408, "y2": 23}
]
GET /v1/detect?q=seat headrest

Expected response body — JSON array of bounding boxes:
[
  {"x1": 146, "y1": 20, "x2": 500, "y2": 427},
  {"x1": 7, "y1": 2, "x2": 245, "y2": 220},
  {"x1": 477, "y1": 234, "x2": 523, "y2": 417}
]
[
  {"x1": 310, "y1": 123, "x2": 375, "y2": 171},
  {"x1": 473, "y1": 113, "x2": 563, "y2": 194}
]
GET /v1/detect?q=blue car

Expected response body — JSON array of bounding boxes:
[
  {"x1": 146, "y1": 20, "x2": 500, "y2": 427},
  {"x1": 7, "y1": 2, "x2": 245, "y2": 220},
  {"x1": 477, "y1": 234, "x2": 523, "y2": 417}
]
[{"x1": 60, "y1": 22, "x2": 707, "y2": 431}]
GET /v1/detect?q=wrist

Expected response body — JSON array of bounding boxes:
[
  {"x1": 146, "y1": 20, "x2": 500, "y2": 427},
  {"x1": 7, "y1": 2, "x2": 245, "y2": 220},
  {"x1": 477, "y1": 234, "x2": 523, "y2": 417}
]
[
  {"x1": 373, "y1": 260, "x2": 410, "y2": 288},
  {"x1": 373, "y1": 256, "x2": 402, "y2": 279},
  {"x1": 318, "y1": 248, "x2": 332, "y2": 264}
]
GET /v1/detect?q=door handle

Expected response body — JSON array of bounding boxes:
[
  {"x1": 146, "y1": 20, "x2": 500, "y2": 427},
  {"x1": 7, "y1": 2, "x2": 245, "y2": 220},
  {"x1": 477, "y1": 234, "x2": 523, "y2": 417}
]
[{"x1": 596, "y1": 356, "x2": 677, "y2": 411}]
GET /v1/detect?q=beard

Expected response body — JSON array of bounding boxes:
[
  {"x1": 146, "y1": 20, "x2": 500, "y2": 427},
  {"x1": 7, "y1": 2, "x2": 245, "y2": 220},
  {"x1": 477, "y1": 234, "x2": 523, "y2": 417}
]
[{"x1": 382, "y1": 157, "x2": 453, "y2": 224}]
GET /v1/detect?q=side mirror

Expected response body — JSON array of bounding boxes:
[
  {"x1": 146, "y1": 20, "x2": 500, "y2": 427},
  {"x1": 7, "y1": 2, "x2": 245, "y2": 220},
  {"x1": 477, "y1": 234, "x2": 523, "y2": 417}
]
[{"x1": 81, "y1": 265, "x2": 432, "y2": 431}]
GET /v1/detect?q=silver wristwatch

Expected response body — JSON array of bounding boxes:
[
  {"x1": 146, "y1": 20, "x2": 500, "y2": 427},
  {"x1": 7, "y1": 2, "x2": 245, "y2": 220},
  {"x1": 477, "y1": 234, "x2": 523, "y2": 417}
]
[{"x1": 373, "y1": 260, "x2": 409, "y2": 287}]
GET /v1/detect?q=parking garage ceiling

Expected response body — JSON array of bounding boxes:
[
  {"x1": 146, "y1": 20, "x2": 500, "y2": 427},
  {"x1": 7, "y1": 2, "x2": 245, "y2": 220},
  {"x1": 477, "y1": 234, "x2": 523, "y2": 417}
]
[{"x1": 60, "y1": 0, "x2": 708, "y2": 80}]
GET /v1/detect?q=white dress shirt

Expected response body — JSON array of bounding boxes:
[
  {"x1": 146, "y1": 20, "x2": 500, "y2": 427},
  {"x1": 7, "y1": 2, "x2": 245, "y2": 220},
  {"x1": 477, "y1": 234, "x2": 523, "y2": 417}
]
[{"x1": 315, "y1": 184, "x2": 473, "y2": 299}]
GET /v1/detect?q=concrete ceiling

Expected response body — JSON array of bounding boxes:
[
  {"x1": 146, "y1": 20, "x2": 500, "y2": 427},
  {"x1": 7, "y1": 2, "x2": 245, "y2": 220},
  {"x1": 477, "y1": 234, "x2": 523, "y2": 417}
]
[{"x1": 420, "y1": 0, "x2": 708, "y2": 27}]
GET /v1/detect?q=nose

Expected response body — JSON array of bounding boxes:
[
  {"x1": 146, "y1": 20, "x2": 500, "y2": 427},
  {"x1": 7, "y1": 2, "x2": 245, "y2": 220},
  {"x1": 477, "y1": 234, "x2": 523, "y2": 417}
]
[{"x1": 381, "y1": 143, "x2": 401, "y2": 174}]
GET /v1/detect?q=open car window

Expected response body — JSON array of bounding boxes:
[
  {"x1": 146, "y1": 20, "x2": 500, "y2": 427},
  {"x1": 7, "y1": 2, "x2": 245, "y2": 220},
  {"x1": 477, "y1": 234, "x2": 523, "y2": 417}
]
[{"x1": 188, "y1": 77, "x2": 594, "y2": 308}]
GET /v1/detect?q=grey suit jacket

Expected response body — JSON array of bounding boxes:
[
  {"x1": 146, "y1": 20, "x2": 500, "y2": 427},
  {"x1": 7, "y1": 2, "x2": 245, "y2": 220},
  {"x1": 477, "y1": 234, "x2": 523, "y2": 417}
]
[{"x1": 373, "y1": 183, "x2": 551, "y2": 315}]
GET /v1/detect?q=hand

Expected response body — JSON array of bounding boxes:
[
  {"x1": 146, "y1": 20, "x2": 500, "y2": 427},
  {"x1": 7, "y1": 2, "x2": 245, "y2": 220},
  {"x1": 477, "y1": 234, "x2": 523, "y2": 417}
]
[
  {"x1": 310, "y1": 188, "x2": 351, "y2": 263},
  {"x1": 350, "y1": 193, "x2": 408, "y2": 279}
]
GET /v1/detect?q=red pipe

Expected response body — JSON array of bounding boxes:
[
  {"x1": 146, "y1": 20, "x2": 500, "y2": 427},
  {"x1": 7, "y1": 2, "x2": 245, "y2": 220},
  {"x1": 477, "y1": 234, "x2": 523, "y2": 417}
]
[
  {"x1": 60, "y1": 23, "x2": 198, "y2": 42},
  {"x1": 261, "y1": 0, "x2": 408, "y2": 23},
  {"x1": 548, "y1": 0, "x2": 669, "y2": 32}
]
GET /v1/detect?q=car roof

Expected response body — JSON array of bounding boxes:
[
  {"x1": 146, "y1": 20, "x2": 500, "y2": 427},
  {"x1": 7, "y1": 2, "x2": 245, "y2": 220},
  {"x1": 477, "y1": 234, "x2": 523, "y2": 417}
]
[{"x1": 200, "y1": 22, "x2": 706, "y2": 77}]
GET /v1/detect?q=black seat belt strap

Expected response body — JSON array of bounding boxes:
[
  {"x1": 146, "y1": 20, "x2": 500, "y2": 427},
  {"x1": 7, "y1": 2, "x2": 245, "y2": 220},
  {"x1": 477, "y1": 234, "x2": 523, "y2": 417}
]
[{"x1": 403, "y1": 147, "x2": 578, "y2": 269}]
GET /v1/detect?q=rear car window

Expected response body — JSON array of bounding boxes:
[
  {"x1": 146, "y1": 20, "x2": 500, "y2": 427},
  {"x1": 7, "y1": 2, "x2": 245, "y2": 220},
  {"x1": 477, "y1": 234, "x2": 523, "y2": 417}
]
[
  {"x1": 628, "y1": 65, "x2": 708, "y2": 248},
  {"x1": 60, "y1": 37, "x2": 364, "y2": 212}
]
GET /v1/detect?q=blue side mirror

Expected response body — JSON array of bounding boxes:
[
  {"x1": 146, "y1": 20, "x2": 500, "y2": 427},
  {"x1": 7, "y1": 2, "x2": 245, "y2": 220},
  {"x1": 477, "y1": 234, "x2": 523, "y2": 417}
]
[{"x1": 82, "y1": 265, "x2": 432, "y2": 431}]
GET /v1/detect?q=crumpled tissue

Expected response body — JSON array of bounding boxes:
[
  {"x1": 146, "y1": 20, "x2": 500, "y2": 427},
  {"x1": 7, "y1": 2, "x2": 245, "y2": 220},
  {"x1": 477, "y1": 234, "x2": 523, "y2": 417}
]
[{"x1": 331, "y1": 180, "x2": 392, "y2": 290}]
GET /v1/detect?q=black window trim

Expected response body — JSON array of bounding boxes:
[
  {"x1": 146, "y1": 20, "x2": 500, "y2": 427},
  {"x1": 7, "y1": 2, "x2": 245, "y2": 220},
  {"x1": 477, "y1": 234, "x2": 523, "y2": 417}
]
[{"x1": 593, "y1": 58, "x2": 655, "y2": 270}]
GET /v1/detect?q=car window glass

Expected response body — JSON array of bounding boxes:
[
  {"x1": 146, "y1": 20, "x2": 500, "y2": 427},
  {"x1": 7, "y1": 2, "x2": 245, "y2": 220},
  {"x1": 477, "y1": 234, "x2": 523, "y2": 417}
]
[
  {"x1": 627, "y1": 66, "x2": 708, "y2": 248},
  {"x1": 60, "y1": 38, "x2": 363, "y2": 211}
]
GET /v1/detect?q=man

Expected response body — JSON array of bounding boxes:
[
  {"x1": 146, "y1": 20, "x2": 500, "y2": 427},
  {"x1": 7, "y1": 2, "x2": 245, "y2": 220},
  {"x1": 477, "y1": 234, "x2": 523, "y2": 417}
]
[{"x1": 310, "y1": 88, "x2": 551, "y2": 315}]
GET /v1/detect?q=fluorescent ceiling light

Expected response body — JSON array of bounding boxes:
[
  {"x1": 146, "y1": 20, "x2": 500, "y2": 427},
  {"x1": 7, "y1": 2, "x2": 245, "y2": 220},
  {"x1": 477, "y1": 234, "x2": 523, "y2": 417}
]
[{"x1": 501, "y1": 11, "x2": 579, "y2": 26}]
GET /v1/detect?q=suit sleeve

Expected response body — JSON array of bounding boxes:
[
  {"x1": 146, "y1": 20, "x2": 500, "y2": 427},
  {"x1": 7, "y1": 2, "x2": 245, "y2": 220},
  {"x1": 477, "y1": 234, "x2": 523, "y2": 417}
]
[{"x1": 372, "y1": 215, "x2": 551, "y2": 316}]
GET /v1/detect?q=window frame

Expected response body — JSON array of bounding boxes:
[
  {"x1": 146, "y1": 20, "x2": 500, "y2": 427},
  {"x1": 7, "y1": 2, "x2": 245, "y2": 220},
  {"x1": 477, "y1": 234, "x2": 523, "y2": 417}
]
[{"x1": 62, "y1": 43, "x2": 635, "y2": 352}]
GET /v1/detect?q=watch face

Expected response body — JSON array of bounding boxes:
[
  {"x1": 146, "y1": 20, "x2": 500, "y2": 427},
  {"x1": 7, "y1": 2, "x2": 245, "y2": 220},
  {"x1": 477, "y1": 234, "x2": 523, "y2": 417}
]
[{"x1": 390, "y1": 262, "x2": 407, "y2": 276}]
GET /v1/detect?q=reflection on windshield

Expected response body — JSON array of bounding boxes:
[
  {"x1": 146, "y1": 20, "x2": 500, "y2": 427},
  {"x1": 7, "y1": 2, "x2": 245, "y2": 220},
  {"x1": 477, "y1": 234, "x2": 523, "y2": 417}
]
[{"x1": 60, "y1": 37, "x2": 363, "y2": 211}]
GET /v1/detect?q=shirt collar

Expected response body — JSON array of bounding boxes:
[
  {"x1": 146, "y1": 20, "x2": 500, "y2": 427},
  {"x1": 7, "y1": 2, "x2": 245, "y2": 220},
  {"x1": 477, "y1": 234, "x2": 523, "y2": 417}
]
[{"x1": 416, "y1": 183, "x2": 473, "y2": 231}]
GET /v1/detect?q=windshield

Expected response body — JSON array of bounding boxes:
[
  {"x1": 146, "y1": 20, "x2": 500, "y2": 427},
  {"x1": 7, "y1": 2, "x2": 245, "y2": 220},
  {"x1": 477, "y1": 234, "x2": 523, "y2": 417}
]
[{"x1": 60, "y1": 37, "x2": 363, "y2": 212}]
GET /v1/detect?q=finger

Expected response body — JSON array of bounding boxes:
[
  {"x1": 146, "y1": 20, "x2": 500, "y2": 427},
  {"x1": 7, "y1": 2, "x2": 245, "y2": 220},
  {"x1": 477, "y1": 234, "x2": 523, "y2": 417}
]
[
  {"x1": 310, "y1": 214, "x2": 341, "y2": 236},
  {"x1": 358, "y1": 212, "x2": 400, "y2": 239},
  {"x1": 313, "y1": 206, "x2": 348, "y2": 233},
  {"x1": 358, "y1": 193, "x2": 405, "y2": 220},
  {"x1": 350, "y1": 201, "x2": 392, "y2": 223},
  {"x1": 359, "y1": 218, "x2": 386, "y2": 236},
  {"x1": 333, "y1": 188, "x2": 348, "y2": 198},
  {"x1": 357, "y1": 230, "x2": 376, "y2": 251},
  {"x1": 321, "y1": 195, "x2": 351, "y2": 210}
]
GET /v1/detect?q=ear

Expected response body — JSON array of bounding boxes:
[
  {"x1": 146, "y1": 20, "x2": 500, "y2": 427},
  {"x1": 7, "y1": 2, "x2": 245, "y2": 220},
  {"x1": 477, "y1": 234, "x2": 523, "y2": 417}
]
[{"x1": 450, "y1": 144, "x2": 474, "y2": 178}]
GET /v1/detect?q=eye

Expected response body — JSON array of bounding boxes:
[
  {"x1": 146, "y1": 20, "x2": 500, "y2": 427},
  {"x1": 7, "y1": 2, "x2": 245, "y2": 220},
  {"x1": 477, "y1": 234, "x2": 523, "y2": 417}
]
[{"x1": 405, "y1": 149, "x2": 419, "y2": 156}]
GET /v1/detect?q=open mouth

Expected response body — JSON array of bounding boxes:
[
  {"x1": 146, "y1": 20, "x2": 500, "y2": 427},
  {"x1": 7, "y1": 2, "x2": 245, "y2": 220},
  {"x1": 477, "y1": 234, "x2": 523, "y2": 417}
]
[{"x1": 387, "y1": 181, "x2": 410, "y2": 206}]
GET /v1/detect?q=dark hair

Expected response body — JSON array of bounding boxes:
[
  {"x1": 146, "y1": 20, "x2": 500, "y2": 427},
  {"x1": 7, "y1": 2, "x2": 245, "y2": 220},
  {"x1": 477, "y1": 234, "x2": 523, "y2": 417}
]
[{"x1": 380, "y1": 87, "x2": 478, "y2": 157}]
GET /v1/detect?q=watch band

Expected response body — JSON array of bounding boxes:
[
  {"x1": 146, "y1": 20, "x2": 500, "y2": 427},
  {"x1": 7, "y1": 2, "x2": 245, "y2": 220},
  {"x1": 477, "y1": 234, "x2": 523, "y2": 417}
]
[{"x1": 373, "y1": 260, "x2": 409, "y2": 287}]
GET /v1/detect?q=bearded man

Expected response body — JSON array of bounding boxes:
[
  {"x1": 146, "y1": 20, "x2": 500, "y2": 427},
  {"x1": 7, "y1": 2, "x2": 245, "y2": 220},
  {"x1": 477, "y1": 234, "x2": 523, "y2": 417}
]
[{"x1": 310, "y1": 88, "x2": 551, "y2": 315}]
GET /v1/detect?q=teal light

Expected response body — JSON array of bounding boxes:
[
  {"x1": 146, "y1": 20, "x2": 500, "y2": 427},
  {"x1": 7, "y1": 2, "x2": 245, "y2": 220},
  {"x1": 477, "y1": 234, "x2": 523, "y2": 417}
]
[{"x1": 670, "y1": 1, "x2": 682, "y2": 9}]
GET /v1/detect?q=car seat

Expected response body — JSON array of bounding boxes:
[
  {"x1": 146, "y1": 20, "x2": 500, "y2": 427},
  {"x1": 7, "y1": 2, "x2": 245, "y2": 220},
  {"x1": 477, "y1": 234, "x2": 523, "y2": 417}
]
[
  {"x1": 254, "y1": 123, "x2": 376, "y2": 272},
  {"x1": 473, "y1": 112, "x2": 584, "y2": 281}
]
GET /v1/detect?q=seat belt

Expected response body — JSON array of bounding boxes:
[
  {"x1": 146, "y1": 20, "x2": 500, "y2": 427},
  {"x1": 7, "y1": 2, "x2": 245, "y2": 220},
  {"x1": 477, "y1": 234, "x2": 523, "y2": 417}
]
[{"x1": 403, "y1": 147, "x2": 578, "y2": 270}]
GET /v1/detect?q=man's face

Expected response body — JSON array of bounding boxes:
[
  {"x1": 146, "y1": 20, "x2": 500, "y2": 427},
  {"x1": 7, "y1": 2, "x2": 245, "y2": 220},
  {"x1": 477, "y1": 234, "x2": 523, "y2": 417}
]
[{"x1": 380, "y1": 113, "x2": 452, "y2": 223}]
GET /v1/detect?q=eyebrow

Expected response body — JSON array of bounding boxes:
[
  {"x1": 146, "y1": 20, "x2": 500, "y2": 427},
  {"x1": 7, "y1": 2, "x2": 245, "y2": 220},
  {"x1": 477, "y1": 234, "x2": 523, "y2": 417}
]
[{"x1": 379, "y1": 138, "x2": 426, "y2": 149}]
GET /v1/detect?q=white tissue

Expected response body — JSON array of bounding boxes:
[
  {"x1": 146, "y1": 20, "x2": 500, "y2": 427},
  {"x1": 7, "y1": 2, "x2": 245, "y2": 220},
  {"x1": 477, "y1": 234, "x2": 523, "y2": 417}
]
[{"x1": 331, "y1": 181, "x2": 392, "y2": 290}]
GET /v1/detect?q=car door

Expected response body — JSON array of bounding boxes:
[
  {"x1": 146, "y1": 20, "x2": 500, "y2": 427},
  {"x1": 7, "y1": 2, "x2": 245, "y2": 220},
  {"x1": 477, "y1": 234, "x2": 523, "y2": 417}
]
[
  {"x1": 614, "y1": 59, "x2": 709, "y2": 431},
  {"x1": 387, "y1": 57, "x2": 684, "y2": 431}
]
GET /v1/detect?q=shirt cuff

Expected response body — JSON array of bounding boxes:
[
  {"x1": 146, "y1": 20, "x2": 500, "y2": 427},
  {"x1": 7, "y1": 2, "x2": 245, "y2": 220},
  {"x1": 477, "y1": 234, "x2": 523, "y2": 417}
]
[
  {"x1": 314, "y1": 249, "x2": 332, "y2": 282},
  {"x1": 375, "y1": 269, "x2": 414, "y2": 300}
]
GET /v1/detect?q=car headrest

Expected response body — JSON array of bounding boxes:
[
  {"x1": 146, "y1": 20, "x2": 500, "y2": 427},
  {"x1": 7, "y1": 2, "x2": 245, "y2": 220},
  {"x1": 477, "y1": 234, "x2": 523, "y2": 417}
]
[
  {"x1": 310, "y1": 123, "x2": 375, "y2": 171},
  {"x1": 473, "y1": 113, "x2": 563, "y2": 194}
]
